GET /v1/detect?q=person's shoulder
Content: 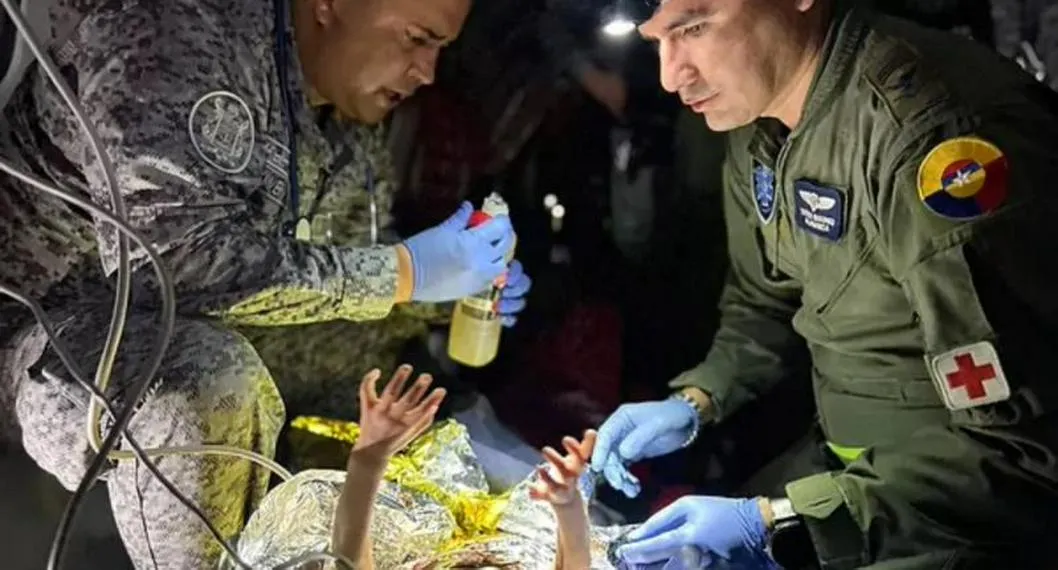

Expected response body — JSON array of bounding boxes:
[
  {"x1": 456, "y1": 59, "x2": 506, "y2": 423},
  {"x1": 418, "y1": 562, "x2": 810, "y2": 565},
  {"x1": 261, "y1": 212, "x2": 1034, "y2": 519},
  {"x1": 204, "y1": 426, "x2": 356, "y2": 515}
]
[
  {"x1": 852, "y1": 18, "x2": 958, "y2": 131},
  {"x1": 71, "y1": 0, "x2": 271, "y2": 56},
  {"x1": 853, "y1": 13, "x2": 1058, "y2": 162}
]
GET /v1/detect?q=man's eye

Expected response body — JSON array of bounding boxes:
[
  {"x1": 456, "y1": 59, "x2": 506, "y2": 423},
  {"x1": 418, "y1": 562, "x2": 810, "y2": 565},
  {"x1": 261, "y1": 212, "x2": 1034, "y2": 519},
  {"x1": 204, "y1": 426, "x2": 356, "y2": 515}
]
[
  {"x1": 406, "y1": 30, "x2": 429, "y2": 47},
  {"x1": 679, "y1": 22, "x2": 707, "y2": 38}
]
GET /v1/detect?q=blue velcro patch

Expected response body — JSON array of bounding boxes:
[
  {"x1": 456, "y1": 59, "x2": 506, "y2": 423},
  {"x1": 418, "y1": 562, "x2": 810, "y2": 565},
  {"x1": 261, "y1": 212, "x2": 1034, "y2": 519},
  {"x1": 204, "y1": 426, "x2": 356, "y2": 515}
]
[{"x1": 793, "y1": 180, "x2": 845, "y2": 241}]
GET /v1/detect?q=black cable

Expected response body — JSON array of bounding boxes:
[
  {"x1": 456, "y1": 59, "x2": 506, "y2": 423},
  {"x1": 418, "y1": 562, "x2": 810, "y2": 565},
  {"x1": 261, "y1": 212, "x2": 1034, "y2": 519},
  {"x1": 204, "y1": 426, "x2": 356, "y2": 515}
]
[{"x1": 0, "y1": 285, "x2": 253, "y2": 568}]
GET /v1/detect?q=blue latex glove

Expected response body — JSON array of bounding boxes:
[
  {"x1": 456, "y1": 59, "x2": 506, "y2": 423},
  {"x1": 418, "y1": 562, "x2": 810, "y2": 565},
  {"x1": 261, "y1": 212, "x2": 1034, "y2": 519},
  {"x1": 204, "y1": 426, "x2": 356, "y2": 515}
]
[
  {"x1": 497, "y1": 259, "x2": 532, "y2": 327},
  {"x1": 590, "y1": 399, "x2": 698, "y2": 497},
  {"x1": 402, "y1": 202, "x2": 516, "y2": 303},
  {"x1": 617, "y1": 496, "x2": 775, "y2": 569}
]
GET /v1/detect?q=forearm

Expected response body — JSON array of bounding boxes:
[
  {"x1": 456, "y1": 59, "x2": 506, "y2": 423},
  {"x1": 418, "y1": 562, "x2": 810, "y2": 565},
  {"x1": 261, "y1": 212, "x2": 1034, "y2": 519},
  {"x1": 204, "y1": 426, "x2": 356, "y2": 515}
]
[
  {"x1": 668, "y1": 295, "x2": 805, "y2": 422},
  {"x1": 552, "y1": 496, "x2": 592, "y2": 570},
  {"x1": 162, "y1": 231, "x2": 407, "y2": 325},
  {"x1": 331, "y1": 451, "x2": 388, "y2": 569}
]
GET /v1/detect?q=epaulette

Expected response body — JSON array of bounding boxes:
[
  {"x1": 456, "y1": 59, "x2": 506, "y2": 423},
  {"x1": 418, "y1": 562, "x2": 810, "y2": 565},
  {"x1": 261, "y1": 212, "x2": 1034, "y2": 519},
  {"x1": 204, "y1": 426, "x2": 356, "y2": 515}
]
[{"x1": 860, "y1": 29, "x2": 953, "y2": 127}]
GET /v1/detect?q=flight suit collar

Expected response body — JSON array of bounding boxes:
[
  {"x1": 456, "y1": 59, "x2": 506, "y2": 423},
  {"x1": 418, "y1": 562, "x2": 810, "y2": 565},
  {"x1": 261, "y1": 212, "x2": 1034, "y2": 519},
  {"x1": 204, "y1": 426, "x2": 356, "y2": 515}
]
[{"x1": 795, "y1": 1, "x2": 868, "y2": 136}]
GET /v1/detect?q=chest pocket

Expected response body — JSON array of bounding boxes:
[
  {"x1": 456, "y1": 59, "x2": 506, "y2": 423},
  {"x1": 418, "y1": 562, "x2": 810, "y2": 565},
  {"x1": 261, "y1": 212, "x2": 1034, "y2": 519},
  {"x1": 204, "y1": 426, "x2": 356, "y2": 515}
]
[
  {"x1": 777, "y1": 178, "x2": 883, "y2": 318},
  {"x1": 787, "y1": 183, "x2": 910, "y2": 333}
]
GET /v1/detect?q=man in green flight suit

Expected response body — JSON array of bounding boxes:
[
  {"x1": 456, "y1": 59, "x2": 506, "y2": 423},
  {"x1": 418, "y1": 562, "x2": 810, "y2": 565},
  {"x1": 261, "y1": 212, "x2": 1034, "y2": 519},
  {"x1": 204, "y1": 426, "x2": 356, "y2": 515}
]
[{"x1": 591, "y1": 0, "x2": 1058, "y2": 567}]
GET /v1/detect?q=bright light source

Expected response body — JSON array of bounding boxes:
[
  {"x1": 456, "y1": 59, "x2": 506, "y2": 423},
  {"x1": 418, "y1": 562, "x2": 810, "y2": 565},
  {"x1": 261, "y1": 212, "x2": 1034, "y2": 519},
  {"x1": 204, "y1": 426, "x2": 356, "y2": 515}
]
[
  {"x1": 602, "y1": 17, "x2": 635, "y2": 37},
  {"x1": 543, "y1": 193, "x2": 558, "y2": 209},
  {"x1": 551, "y1": 204, "x2": 566, "y2": 219}
]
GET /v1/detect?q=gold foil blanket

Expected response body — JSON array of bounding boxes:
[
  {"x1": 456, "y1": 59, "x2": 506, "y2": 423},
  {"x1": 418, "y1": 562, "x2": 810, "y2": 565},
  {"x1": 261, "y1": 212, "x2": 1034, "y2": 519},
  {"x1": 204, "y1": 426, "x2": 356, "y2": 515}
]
[{"x1": 234, "y1": 418, "x2": 636, "y2": 569}]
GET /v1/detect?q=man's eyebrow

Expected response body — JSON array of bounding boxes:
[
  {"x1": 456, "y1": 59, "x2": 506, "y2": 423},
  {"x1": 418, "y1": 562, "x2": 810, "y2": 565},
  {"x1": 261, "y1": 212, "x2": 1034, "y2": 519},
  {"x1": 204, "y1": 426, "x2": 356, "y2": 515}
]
[{"x1": 664, "y1": 7, "x2": 713, "y2": 33}]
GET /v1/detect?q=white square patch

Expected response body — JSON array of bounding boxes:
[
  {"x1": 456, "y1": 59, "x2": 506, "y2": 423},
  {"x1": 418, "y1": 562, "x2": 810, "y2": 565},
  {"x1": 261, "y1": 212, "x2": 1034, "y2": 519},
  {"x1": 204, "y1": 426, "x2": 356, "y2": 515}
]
[{"x1": 928, "y1": 341, "x2": 1010, "y2": 411}]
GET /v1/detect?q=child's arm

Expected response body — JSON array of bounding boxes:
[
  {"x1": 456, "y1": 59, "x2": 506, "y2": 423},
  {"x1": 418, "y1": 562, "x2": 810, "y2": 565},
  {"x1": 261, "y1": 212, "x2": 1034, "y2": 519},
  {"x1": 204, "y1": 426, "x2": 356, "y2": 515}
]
[
  {"x1": 331, "y1": 366, "x2": 446, "y2": 569},
  {"x1": 530, "y1": 430, "x2": 598, "y2": 570}
]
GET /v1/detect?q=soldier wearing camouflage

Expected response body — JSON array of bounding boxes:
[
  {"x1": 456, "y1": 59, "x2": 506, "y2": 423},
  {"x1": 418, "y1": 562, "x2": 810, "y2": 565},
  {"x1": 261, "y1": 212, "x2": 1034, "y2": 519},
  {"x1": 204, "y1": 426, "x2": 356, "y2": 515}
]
[{"x1": 0, "y1": 0, "x2": 483, "y2": 567}]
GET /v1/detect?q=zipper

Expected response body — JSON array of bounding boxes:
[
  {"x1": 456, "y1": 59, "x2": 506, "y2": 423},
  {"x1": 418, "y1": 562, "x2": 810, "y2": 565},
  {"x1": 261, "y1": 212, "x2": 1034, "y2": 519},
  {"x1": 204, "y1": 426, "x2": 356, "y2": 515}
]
[{"x1": 769, "y1": 141, "x2": 795, "y2": 279}]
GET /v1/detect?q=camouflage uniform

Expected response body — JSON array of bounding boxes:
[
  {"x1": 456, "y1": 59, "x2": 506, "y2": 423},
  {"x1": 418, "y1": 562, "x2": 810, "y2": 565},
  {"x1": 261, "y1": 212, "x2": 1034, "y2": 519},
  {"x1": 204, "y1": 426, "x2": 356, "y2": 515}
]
[
  {"x1": 235, "y1": 107, "x2": 451, "y2": 425},
  {"x1": 0, "y1": 0, "x2": 427, "y2": 567}
]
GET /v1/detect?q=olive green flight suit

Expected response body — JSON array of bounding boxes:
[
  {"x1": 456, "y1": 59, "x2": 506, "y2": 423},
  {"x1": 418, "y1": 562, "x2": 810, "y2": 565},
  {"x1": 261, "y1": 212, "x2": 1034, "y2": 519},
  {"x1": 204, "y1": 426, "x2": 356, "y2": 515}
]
[{"x1": 670, "y1": 5, "x2": 1058, "y2": 567}]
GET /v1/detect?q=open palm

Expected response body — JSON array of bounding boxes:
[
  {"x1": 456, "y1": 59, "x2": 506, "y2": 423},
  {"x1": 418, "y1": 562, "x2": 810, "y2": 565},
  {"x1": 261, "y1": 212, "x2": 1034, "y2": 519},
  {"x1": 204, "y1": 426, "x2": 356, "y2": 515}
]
[{"x1": 354, "y1": 365, "x2": 446, "y2": 461}]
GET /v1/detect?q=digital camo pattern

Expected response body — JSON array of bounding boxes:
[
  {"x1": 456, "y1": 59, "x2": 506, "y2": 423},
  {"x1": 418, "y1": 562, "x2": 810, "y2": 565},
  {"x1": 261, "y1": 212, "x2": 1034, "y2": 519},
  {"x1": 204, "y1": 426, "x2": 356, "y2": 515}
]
[
  {"x1": 238, "y1": 58, "x2": 451, "y2": 424},
  {"x1": 0, "y1": 0, "x2": 431, "y2": 568},
  {"x1": 10, "y1": 302, "x2": 285, "y2": 568}
]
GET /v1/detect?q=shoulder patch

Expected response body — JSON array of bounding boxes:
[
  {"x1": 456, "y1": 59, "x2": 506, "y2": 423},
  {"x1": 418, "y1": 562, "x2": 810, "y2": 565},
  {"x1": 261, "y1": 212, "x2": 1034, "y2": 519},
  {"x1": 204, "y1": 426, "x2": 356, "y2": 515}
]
[
  {"x1": 861, "y1": 35, "x2": 951, "y2": 125},
  {"x1": 928, "y1": 341, "x2": 1010, "y2": 411},
  {"x1": 188, "y1": 91, "x2": 256, "y2": 174},
  {"x1": 917, "y1": 136, "x2": 1009, "y2": 220}
]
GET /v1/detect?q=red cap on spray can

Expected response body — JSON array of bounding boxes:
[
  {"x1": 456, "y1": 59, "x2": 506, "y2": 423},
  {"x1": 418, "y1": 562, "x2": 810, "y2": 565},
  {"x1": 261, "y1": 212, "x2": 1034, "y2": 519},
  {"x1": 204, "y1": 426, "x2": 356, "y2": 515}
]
[{"x1": 468, "y1": 210, "x2": 492, "y2": 228}]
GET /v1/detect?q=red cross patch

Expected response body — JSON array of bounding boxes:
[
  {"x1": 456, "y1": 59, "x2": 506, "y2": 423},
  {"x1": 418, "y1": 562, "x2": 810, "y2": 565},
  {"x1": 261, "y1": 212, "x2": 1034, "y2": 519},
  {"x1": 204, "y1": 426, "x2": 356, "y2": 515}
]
[{"x1": 928, "y1": 341, "x2": 1010, "y2": 411}]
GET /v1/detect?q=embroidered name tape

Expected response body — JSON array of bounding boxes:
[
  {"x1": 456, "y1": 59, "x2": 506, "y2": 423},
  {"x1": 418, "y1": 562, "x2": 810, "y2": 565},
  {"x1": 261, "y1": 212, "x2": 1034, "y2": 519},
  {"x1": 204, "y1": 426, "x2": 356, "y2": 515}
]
[{"x1": 793, "y1": 180, "x2": 845, "y2": 241}]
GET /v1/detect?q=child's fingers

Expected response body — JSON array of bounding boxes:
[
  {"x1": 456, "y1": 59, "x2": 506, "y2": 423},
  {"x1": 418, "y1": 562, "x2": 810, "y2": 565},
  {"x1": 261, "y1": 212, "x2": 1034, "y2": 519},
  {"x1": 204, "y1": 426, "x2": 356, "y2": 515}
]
[
  {"x1": 561, "y1": 436, "x2": 586, "y2": 464},
  {"x1": 535, "y1": 465, "x2": 565, "y2": 490},
  {"x1": 399, "y1": 398, "x2": 442, "y2": 448},
  {"x1": 395, "y1": 374, "x2": 433, "y2": 411},
  {"x1": 541, "y1": 448, "x2": 575, "y2": 484},
  {"x1": 359, "y1": 369, "x2": 382, "y2": 409},
  {"x1": 578, "y1": 430, "x2": 598, "y2": 458},
  {"x1": 406, "y1": 387, "x2": 446, "y2": 419},
  {"x1": 380, "y1": 365, "x2": 413, "y2": 405}
]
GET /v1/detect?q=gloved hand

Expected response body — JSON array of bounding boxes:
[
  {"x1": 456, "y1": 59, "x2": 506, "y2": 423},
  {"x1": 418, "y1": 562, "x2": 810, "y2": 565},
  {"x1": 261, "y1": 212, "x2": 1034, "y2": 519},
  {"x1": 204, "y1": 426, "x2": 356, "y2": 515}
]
[
  {"x1": 497, "y1": 259, "x2": 531, "y2": 327},
  {"x1": 617, "y1": 496, "x2": 775, "y2": 569},
  {"x1": 590, "y1": 398, "x2": 697, "y2": 497},
  {"x1": 402, "y1": 202, "x2": 516, "y2": 303}
]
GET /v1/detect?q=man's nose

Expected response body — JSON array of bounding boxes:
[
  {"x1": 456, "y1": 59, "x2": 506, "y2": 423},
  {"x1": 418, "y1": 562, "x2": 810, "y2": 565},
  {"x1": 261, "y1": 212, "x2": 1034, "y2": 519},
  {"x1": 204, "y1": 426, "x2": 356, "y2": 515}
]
[
  {"x1": 410, "y1": 48, "x2": 439, "y2": 86},
  {"x1": 658, "y1": 41, "x2": 692, "y2": 94}
]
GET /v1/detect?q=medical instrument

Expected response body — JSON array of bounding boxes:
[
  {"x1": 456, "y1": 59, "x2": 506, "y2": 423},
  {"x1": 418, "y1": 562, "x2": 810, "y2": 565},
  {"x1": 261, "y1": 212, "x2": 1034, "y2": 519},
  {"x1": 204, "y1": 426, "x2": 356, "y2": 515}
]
[
  {"x1": 446, "y1": 193, "x2": 516, "y2": 367},
  {"x1": 0, "y1": 0, "x2": 351, "y2": 567}
]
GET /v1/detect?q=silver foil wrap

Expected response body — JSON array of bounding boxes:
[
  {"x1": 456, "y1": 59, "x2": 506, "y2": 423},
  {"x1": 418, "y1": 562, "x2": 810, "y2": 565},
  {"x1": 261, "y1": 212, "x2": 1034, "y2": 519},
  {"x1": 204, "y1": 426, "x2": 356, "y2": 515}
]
[{"x1": 233, "y1": 420, "x2": 637, "y2": 569}]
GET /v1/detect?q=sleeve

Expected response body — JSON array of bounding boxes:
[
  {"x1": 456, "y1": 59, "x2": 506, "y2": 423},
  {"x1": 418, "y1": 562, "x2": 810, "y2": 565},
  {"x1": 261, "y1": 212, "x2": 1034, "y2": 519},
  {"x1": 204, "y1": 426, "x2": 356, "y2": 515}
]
[
  {"x1": 668, "y1": 134, "x2": 808, "y2": 421},
  {"x1": 46, "y1": 4, "x2": 398, "y2": 326},
  {"x1": 784, "y1": 113, "x2": 1058, "y2": 566}
]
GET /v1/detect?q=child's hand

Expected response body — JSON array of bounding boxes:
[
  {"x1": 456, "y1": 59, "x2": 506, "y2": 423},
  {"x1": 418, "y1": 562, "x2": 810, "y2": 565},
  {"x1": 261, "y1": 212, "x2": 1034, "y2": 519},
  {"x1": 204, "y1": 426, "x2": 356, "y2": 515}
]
[
  {"x1": 353, "y1": 365, "x2": 446, "y2": 462},
  {"x1": 529, "y1": 430, "x2": 597, "y2": 506}
]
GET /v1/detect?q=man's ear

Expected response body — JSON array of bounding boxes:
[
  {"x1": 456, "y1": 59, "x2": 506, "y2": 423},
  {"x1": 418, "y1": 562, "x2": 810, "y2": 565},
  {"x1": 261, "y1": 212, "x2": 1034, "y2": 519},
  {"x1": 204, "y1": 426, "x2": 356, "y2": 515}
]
[
  {"x1": 313, "y1": 0, "x2": 339, "y2": 26},
  {"x1": 794, "y1": 0, "x2": 817, "y2": 13}
]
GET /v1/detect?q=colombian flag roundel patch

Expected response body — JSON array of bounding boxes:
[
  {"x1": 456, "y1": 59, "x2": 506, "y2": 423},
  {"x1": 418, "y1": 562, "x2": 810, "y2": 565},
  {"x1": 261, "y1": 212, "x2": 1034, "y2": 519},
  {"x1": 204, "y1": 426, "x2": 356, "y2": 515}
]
[{"x1": 917, "y1": 136, "x2": 1009, "y2": 220}]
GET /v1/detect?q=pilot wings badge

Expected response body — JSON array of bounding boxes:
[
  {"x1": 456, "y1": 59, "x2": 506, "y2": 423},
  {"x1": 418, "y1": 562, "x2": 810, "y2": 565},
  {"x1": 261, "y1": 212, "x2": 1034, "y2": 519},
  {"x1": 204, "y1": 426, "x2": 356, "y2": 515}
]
[
  {"x1": 797, "y1": 189, "x2": 837, "y2": 212},
  {"x1": 793, "y1": 180, "x2": 846, "y2": 242}
]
